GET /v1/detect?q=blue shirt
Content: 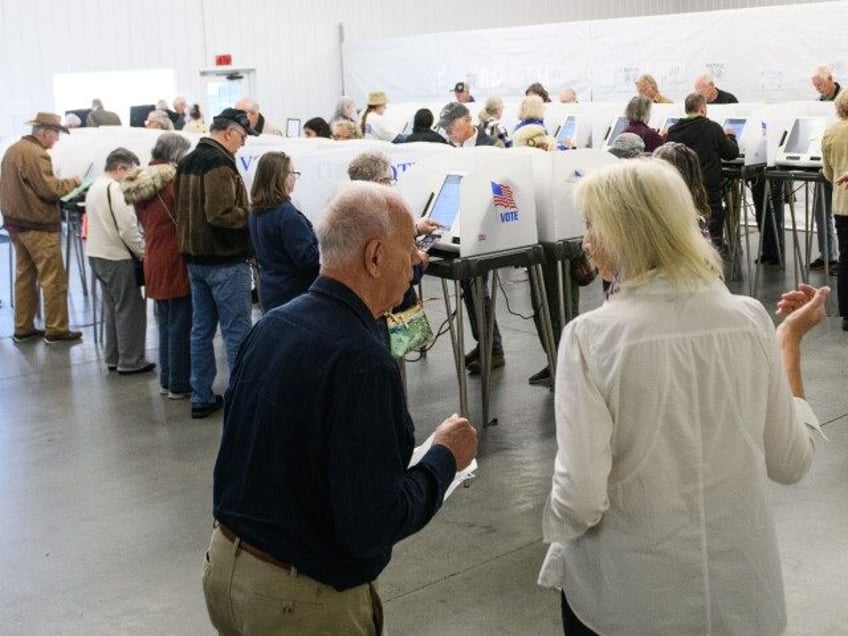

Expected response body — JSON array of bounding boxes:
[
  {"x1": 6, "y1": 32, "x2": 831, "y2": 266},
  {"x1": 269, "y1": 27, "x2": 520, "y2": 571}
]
[
  {"x1": 248, "y1": 200, "x2": 319, "y2": 311},
  {"x1": 213, "y1": 276, "x2": 457, "y2": 590}
]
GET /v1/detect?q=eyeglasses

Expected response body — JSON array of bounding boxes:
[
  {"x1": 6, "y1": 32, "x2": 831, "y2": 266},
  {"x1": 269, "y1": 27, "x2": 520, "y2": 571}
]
[
  {"x1": 376, "y1": 176, "x2": 395, "y2": 185},
  {"x1": 230, "y1": 127, "x2": 247, "y2": 143},
  {"x1": 287, "y1": 171, "x2": 301, "y2": 178}
]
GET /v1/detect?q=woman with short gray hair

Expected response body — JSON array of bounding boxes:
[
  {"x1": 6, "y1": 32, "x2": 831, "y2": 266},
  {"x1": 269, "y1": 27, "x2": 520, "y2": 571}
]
[{"x1": 621, "y1": 96, "x2": 664, "y2": 152}]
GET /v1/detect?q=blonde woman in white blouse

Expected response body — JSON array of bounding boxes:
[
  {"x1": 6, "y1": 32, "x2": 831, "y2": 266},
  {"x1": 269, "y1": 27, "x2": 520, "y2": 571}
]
[{"x1": 539, "y1": 158, "x2": 829, "y2": 635}]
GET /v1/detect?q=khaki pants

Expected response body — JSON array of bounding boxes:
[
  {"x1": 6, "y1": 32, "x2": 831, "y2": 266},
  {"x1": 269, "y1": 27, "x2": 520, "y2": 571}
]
[
  {"x1": 202, "y1": 526, "x2": 384, "y2": 636},
  {"x1": 11, "y1": 230, "x2": 69, "y2": 335}
]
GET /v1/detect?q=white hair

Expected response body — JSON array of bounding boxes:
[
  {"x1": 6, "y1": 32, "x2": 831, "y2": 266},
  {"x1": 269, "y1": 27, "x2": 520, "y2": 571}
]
[{"x1": 318, "y1": 182, "x2": 405, "y2": 269}]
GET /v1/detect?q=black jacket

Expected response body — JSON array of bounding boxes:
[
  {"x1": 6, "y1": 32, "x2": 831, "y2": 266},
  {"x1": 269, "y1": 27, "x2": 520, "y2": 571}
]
[
  {"x1": 667, "y1": 116, "x2": 738, "y2": 204},
  {"x1": 402, "y1": 129, "x2": 448, "y2": 144}
]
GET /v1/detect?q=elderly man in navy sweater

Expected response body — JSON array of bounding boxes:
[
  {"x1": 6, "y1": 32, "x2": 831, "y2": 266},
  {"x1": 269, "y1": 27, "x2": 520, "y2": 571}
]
[{"x1": 202, "y1": 181, "x2": 478, "y2": 635}]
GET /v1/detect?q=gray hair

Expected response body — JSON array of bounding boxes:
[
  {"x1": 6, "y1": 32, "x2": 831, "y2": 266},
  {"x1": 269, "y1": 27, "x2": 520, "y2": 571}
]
[
  {"x1": 64, "y1": 113, "x2": 82, "y2": 128},
  {"x1": 317, "y1": 182, "x2": 399, "y2": 269},
  {"x1": 624, "y1": 96, "x2": 652, "y2": 124},
  {"x1": 811, "y1": 65, "x2": 832, "y2": 80},
  {"x1": 609, "y1": 132, "x2": 645, "y2": 158},
  {"x1": 104, "y1": 147, "x2": 141, "y2": 171},
  {"x1": 151, "y1": 132, "x2": 191, "y2": 163},
  {"x1": 693, "y1": 73, "x2": 715, "y2": 88},
  {"x1": 333, "y1": 97, "x2": 358, "y2": 122},
  {"x1": 235, "y1": 97, "x2": 260, "y2": 113},
  {"x1": 347, "y1": 151, "x2": 391, "y2": 182},
  {"x1": 147, "y1": 110, "x2": 174, "y2": 130}
]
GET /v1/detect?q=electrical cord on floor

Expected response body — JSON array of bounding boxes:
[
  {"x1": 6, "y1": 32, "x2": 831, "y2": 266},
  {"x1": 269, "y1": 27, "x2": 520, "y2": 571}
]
[
  {"x1": 496, "y1": 274, "x2": 535, "y2": 321},
  {"x1": 402, "y1": 276, "x2": 538, "y2": 362}
]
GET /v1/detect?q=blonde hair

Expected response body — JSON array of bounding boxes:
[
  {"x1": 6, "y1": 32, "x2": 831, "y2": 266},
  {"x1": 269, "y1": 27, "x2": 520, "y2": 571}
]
[
  {"x1": 575, "y1": 159, "x2": 722, "y2": 290},
  {"x1": 518, "y1": 95, "x2": 545, "y2": 121},
  {"x1": 479, "y1": 96, "x2": 503, "y2": 124},
  {"x1": 835, "y1": 88, "x2": 848, "y2": 119}
]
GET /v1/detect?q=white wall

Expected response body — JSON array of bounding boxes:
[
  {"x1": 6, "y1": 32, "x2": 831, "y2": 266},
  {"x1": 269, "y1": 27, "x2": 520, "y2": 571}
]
[
  {"x1": 344, "y1": 1, "x2": 848, "y2": 106},
  {"x1": 0, "y1": 0, "x2": 835, "y2": 140}
]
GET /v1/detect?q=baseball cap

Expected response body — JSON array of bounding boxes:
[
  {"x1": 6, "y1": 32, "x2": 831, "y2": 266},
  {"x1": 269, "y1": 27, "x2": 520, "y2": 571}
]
[
  {"x1": 212, "y1": 108, "x2": 259, "y2": 136},
  {"x1": 452, "y1": 82, "x2": 468, "y2": 93},
  {"x1": 437, "y1": 102, "x2": 470, "y2": 130}
]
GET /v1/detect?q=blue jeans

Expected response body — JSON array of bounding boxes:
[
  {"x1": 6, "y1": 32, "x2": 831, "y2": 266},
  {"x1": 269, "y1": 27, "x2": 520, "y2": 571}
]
[
  {"x1": 813, "y1": 181, "x2": 840, "y2": 261},
  {"x1": 187, "y1": 262, "x2": 252, "y2": 406},
  {"x1": 155, "y1": 295, "x2": 192, "y2": 394}
]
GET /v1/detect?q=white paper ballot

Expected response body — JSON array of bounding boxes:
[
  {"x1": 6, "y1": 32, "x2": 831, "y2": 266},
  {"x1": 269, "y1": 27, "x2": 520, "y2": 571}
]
[{"x1": 409, "y1": 432, "x2": 478, "y2": 500}]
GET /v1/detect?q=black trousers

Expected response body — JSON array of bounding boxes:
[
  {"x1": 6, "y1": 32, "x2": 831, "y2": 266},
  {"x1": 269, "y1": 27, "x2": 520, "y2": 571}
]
[
  {"x1": 561, "y1": 590, "x2": 598, "y2": 636},
  {"x1": 835, "y1": 215, "x2": 848, "y2": 318}
]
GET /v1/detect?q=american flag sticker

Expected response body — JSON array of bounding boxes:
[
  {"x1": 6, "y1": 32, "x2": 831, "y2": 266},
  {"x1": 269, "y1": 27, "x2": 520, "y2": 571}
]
[{"x1": 491, "y1": 181, "x2": 517, "y2": 210}]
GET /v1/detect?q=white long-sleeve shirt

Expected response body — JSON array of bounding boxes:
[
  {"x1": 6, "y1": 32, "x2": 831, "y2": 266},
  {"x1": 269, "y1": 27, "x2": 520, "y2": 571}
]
[
  {"x1": 85, "y1": 175, "x2": 144, "y2": 260},
  {"x1": 538, "y1": 275, "x2": 818, "y2": 636},
  {"x1": 363, "y1": 110, "x2": 397, "y2": 142}
]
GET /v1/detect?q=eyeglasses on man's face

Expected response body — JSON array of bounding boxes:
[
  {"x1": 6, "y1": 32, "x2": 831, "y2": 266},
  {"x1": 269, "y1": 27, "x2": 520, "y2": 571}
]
[{"x1": 287, "y1": 171, "x2": 302, "y2": 178}]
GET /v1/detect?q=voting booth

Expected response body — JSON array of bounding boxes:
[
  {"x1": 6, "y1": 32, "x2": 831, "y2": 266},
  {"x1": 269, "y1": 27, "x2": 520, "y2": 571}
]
[
  {"x1": 234, "y1": 138, "x2": 453, "y2": 222},
  {"x1": 600, "y1": 116, "x2": 629, "y2": 150},
  {"x1": 397, "y1": 147, "x2": 537, "y2": 256},
  {"x1": 397, "y1": 147, "x2": 550, "y2": 426},
  {"x1": 775, "y1": 116, "x2": 831, "y2": 169}
]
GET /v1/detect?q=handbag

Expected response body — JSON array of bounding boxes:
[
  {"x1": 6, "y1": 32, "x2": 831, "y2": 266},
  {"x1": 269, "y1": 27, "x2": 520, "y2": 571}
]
[
  {"x1": 106, "y1": 183, "x2": 145, "y2": 287},
  {"x1": 386, "y1": 301, "x2": 434, "y2": 358},
  {"x1": 570, "y1": 251, "x2": 598, "y2": 287}
]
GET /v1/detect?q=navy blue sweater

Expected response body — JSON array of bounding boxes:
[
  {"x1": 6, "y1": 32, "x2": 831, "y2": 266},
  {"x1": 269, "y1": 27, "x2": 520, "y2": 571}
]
[{"x1": 213, "y1": 277, "x2": 456, "y2": 590}]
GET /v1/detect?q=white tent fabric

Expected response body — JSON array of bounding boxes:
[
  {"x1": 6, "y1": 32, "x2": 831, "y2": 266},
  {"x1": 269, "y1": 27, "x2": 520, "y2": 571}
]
[{"x1": 343, "y1": 1, "x2": 848, "y2": 105}]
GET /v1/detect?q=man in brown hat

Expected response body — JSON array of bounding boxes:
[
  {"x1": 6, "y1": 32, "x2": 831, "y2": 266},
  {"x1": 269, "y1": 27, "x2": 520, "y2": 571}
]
[{"x1": 0, "y1": 112, "x2": 83, "y2": 343}]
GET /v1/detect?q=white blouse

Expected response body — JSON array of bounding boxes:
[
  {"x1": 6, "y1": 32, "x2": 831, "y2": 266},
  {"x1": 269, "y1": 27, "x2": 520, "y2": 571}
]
[
  {"x1": 363, "y1": 110, "x2": 397, "y2": 142},
  {"x1": 538, "y1": 276, "x2": 819, "y2": 635}
]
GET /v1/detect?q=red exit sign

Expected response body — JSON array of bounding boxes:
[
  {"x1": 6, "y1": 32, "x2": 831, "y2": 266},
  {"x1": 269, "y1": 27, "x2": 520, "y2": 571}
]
[{"x1": 214, "y1": 54, "x2": 232, "y2": 66}]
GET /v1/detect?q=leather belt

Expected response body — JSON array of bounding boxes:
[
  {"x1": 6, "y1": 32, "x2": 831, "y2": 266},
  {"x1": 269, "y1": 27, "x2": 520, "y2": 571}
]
[{"x1": 217, "y1": 523, "x2": 292, "y2": 571}]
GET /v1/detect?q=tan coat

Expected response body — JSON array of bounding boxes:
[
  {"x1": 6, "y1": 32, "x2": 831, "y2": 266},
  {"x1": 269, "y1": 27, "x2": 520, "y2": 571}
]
[
  {"x1": 821, "y1": 118, "x2": 848, "y2": 215},
  {"x1": 0, "y1": 136, "x2": 78, "y2": 231}
]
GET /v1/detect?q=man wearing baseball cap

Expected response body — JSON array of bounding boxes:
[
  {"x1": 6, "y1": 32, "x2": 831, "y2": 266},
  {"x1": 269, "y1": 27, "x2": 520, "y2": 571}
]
[
  {"x1": 0, "y1": 112, "x2": 83, "y2": 344},
  {"x1": 438, "y1": 102, "x2": 502, "y2": 149},
  {"x1": 174, "y1": 108, "x2": 258, "y2": 419},
  {"x1": 452, "y1": 81, "x2": 475, "y2": 103},
  {"x1": 437, "y1": 101, "x2": 506, "y2": 375}
]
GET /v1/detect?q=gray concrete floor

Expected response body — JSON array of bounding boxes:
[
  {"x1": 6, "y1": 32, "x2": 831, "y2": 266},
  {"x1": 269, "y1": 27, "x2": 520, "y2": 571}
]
[{"x1": 0, "y1": 233, "x2": 846, "y2": 635}]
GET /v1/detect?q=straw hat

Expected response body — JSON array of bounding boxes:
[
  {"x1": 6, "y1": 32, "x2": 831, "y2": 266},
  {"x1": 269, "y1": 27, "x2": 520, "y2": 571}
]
[{"x1": 367, "y1": 91, "x2": 388, "y2": 107}]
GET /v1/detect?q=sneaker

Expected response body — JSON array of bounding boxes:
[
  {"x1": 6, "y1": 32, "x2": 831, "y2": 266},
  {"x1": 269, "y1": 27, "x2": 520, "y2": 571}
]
[
  {"x1": 117, "y1": 362, "x2": 156, "y2": 375},
  {"x1": 809, "y1": 257, "x2": 825, "y2": 270},
  {"x1": 159, "y1": 387, "x2": 169, "y2": 395},
  {"x1": 464, "y1": 346, "x2": 479, "y2": 368},
  {"x1": 13, "y1": 328, "x2": 45, "y2": 343},
  {"x1": 827, "y1": 261, "x2": 839, "y2": 276},
  {"x1": 44, "y1": 330, "x2": 83, "y2": 344},
  {"x1": 528, "y1": 366, "x2": 552, "y2": 387},
  {"x1": 192, "y1": 394, "x2": 224, "y2": 419},
  {"x1": 467, "y1": 352, "x2": 505, "y2": 376},
  {"x1": 168, "y1": 391, "x2": 191, "y2": 400}
]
